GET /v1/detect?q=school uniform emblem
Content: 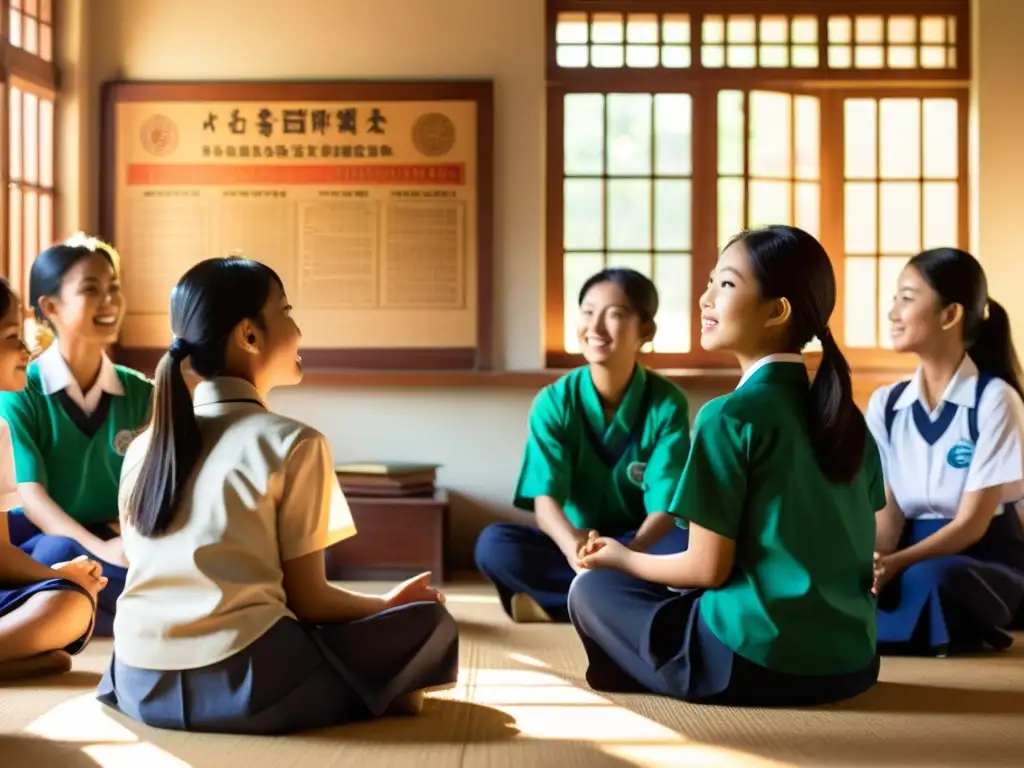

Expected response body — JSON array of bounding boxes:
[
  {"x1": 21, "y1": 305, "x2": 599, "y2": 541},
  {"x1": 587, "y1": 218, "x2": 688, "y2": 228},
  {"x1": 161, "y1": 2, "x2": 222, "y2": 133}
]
[
  {"x1": 627, "y1": 461, "x2": 647, "y2": 487},
  {"x1": 113, "y1": 429, "x2": 137, "y2": 456},
  {"x1": 946, "y1": 440, "x2": 974, "y2": 469}
]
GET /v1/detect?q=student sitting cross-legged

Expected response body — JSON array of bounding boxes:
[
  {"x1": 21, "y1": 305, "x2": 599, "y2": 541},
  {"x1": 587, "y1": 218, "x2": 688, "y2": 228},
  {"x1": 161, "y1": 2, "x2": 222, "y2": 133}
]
[
  {"x1": 0, "y1": 276, "x2": 105, "y2": 680},
  {"x1": 568, "y1": 227, "x2": 881, "y2": 707},
  {"x1": 97, "y1": 257, "x2": 458, "y2": 734},
  {"x1": 475, "y1": 268, "x2": 691, "y2": 624}
]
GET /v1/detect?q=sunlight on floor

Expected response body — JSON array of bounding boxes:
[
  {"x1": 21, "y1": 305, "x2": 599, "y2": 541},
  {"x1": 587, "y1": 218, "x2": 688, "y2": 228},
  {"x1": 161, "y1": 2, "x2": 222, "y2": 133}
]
[{"x1": 20, "y1": 663, "x2": 793, "y2": 768}]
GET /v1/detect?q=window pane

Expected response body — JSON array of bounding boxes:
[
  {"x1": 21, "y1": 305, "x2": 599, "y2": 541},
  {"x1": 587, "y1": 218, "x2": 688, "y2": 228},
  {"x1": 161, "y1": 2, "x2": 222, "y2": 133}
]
[
  {"x1": 791, "y1": 16, "x2": 818, "y2": 44},
  {"x1": 24, "y1": 191, "x2": 39, "y2": 270},
  {"x1": 653, "y1": 253, "x2": 691, "y2": 352},
  {"x1": 845, "y1": 182, "x2": 877, "y2": 254},
  {"x1": 607, "y1": 252, "x2": 651, "y2": 276},
  {"x1": 606, "y1": 94, "x2": 651, "y2": 175},
  {"x1": 791, "y1": 45, "x2": 819, "y2": 67},
  {"x1": 9, "y1": 9, "x2": 21, "y2": 47},
  {"x1": 795, "y1": 182, "x2": 820, "y2": 238},
  {"x1": 702, "y1": 45, "x2": 725, "y2": 68},
  {"x1": 626, "y1": 45, "x2": 659, "y2": 68},
  {"x1": 923, "y1": 99, "x2": 958, "y2": 177},
  {"x1": 921, "y1": 16, "x2": 947, "y2": 44},
  {"x1": 654, "y1": 180, "x2": 691, "y2": 251},
  {"x1": 829, "y1": 16, "x2": 852, "y2": 44},
  {"x1": 564, "y1": 179, "x2": 604, "y2": 250},
  {"x1": 607, "y1": 180, "x2": 651, "y2": 250},
  {"x1": 40, "y1": 22, "x2": 52, "y2": 61},
  {"x1": 749, "y1": 181, "x2": 791, "y2": 228},
  {"x1": 556, "y1": 12, "x2": 588, "y2": 43},
  {"x1": 879, "y1": 99, "x2": 921, "y2": 179},
  {"x1": 592, "y1": 13, "x2": 624, "y2": 43},
  {"x1": 920, "y1": 46, "x2": 947, "y2": 68},
  {"x1": 654, "y1": 94, "x2": 691, "y2": 175},
  {"x1": 845, "y1": 257, "x2": 878, "y2": 348},
  {"x1": 626, "y1": 14, "x2": 658, "y2": 44},
  {"x1": 760, "y1": 16, "x2": 788, "y2": 44},
  {"x1": 727, "y1": 45, "x2": 757, "y2": 68},
  {"x1": 888, "y1": 46, "x2": 917, "y2": 68},
  {"x1": 923, "y1": 182, "x2": 958, "y2": 249},
  {"x1": 563, "y1": 253, "x2": 606, "y2": 352},
  {"x1": 8, "y1": 188, "x2": 22, "y2": 296},
  {"x1": 703, "y1": 16, "x2": 725, "y2": 43},
  {"x1": 40, "y1": 98, "x2": 54, "y2": 187},
  {"x1": 749, "y1": 92, "x2": 791, "y2": 178},
  {"x1": 718, "y1": 178, "x2": 744, "y2": 249},
  {"x1": 844, "y1": 100, "x2": 877, "y2": 178},
  {"x1": 829, "y1": 45, "x2": 852, "y2": 68},
  {"x1": 25, "y1": 16, "x2": 38, "y2": 54},
  {"x1": 556, "y1": 46, "x2": 588, "y2": 67},
  {"x1": 717, "y1": 90, "x2": 744, "y2": 175},
  {"x1": 41, "y1": 0, "x2": 52, "y2": 23},
  {"x1": 24, "y1": 92, "x2": 39, "y2": 186},
  {"x1": 888, "y1": 16, "x2": 917, "y2": 44},
  {"x1": 878, "y1": 256, "x2": 907, "y2": 349},
  {"x1": 727, "y1": 16, "x2": 756, "y2": 44},
  {"x1": 564, "y1": 94, "x2": 604, "y2": 175},
  {"x1": 9, "y1": 88, "x2": 22, "y2": 181},
  {"x1": 591, "y1": 46, "x2": 625, "y2": 68},
  {"x1": 855, "y1": 46, "x2": 885, "y2": 68},
  {"x1": 855, "y1": 16, "x2": 884, "y2": 44},
  {"x1": 759, "y1": 46, "x2": 788, "y2": 68},
  {"x1": 662, "y1": 15, "x2": 690, "y2": 43},
  {"x1": 879, "y1": 182, "x2": 921, "y2": 253},
  {"x1": 39, "y1": 192, "x2": 53, "y2": 252},
  {"x1": 661, "y1": 46, "x2": 691, "y2": 68},
  {"x1": 795, "y1": 96, "x2": 820, "y2": 180}
]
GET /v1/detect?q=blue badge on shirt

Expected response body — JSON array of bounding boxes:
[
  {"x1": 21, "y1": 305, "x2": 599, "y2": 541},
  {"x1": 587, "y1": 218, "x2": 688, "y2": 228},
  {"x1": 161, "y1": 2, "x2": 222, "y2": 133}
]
[
  {"x1": 946, "y1": 440, "x2": 974, "y2": 469},
  {"x1": 627, "y1": 461, "x2": 647, "y2": 488}
]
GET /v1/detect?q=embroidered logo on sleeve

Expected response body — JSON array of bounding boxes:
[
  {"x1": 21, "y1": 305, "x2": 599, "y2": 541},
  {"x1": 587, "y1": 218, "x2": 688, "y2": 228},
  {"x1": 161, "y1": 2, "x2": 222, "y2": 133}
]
[
  {"x1": 113, "y1": 429, "x2": 137, "y2": 456},
  {"x1": 946, "y1": 440, "x2": 974, "y2": 469}
]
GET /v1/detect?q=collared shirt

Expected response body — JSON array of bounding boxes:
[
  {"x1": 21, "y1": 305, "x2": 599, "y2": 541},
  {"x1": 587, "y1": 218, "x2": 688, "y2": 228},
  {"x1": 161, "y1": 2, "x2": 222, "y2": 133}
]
[
  {"x1": 738, "y1": 353, "x2": 805, "y2": 389},
  {"x1": 866, "y1": 355, "x2": 1024, "y2": 519},
  {"x1": 36, "y1": 343, "x2": 124, "y2": 416},
  {"x1": 114, "y1": 376, "x2": 356, "y2": 671}
]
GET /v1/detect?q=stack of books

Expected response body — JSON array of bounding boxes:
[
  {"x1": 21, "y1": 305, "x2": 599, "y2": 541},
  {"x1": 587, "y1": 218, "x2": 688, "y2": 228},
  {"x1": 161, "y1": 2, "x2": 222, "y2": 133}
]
[{"x1": 335, "y1": 461, "x2": 439, "y2": 498}]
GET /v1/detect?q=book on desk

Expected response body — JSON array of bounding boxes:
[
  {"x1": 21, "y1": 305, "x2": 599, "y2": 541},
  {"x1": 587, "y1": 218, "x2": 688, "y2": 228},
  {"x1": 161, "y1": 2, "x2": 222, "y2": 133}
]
[{"x1": 335, "y1": 461, "x2": 439, "y2": 499}]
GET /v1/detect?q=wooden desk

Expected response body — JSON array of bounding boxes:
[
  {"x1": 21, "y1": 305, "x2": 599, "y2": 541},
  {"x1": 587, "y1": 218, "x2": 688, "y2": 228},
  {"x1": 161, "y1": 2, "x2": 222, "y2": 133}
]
[{"x1": 324, "y1": 488, "x2": 449, "y2": 582}]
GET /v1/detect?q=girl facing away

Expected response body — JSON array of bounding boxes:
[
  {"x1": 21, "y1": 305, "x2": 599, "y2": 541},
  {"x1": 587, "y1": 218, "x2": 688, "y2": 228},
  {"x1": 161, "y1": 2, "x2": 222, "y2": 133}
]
[
  {"x1": 97, "y1": 257, "x2": 458, "y2": 734},
  {"x1": 0, "y1": 276, "x2": 106, "y2": 681},
  {"x1": 0, "y1": 235, "x2": 153, "y2": 637},
  {"x1": 568, "y1": 226, "x2": 881, "y2": 707},
  {"x1": 475, "y1": 268, "x2": 691, "y2": 623},
  {"x1": 868, "y1": 248, "x2": 1024, "y2": 656}
]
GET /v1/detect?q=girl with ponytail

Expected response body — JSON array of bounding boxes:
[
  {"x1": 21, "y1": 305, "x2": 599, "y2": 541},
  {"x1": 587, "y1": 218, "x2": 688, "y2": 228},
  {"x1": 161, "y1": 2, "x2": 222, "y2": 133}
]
[
  {"x1": 97, "y1": 257, "x2": 458, "y2": 734},
  {"x1": 868, "y1": 247, "x2": 1024, "y2": 657},
  {"x1": 567, "y1": 225, "x2": 880, "y2": 707}
]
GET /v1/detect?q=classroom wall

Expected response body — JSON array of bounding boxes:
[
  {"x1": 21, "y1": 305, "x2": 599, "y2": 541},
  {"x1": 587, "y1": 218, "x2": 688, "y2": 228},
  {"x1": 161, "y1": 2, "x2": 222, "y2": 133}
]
[{"x1": 53, "y1": 0, "x2": 1024, "y2": 570}]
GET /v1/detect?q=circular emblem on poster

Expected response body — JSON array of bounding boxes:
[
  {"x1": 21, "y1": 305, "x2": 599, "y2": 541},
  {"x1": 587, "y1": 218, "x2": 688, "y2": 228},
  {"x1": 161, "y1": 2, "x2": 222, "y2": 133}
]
[
  {"x1": 412, "y1": 113, "x2": 456, "y2": 157},
  {"x1": 113, "y1": 429, "x2": 137, "y2": 456},
  {"x1": 139, "y1": 114, "x2": 180, "y2": 157}
]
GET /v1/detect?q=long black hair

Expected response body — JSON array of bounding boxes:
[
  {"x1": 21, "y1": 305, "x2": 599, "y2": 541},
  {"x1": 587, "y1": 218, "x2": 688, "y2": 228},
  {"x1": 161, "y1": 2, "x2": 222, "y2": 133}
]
[
  {"x1": 908, "y1": 248, "x2": 1023, "y2": 399},
  {"x1": 126, "y1": 257, "x2": 284, "y2": 537},
  {"x1": 727, "y1": 225, "x2": 867, "y2": 484},
  {"x1": 29, "y1": 235, "x2": 119, "y2": 330},
  {"x1": 0, "y1": 276, "x2": 16, "y2": 321}
]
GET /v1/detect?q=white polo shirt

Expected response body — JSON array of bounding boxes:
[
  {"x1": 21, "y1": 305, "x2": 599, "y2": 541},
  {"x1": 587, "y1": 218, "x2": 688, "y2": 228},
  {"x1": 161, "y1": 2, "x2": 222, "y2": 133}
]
[
  {"x1": 114, "y1": 376, "x2": 356, "y2": 670},
  {"x1": 866, "y1": 355, "x2": 1024, "y2": 520},
  {"x1": 36, "y1": 343, "x2": 124, "y2": 416}
]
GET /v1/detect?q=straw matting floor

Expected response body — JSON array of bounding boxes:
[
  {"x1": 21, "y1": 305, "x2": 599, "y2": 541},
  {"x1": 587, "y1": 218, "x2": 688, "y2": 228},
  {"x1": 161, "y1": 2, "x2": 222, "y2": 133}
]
[{"x1": 3, "y1": 582, "x2": 1024, "y2": 767}]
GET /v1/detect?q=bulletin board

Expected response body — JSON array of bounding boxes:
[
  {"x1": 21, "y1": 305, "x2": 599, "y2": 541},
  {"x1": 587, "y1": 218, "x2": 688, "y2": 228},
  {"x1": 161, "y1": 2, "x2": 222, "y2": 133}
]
[{"x1": 101, "y1": 80, "x2": 494, "y2": 371}]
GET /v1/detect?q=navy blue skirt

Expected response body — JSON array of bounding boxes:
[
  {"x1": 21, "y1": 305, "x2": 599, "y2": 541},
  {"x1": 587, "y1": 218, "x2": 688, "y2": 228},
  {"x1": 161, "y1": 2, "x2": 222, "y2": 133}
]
[
  {"x1": 567, "y1": 568, "x2": 878, "y2": 707},
  {"x1": 0, "y1": 577, "x2": 96, "y2": 655},
  {"x1": 97, "y1": 601, "x2": 460, "y2": 735},
  {"x1": 877, "y1": 510, "x2": 1024, "y2": 656}
]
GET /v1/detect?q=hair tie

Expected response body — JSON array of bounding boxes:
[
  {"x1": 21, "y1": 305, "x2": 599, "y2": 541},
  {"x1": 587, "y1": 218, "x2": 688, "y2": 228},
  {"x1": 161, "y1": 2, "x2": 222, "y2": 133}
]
[{"x1": 168, "y1": 337, "x2": 192, "y2": 360}]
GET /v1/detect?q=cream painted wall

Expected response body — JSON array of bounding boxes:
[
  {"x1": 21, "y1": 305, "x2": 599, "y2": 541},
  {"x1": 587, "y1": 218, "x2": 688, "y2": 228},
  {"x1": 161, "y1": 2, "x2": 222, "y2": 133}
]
[{"x1": 53, "y1": 0, "x2": 1022, "y2": 569}]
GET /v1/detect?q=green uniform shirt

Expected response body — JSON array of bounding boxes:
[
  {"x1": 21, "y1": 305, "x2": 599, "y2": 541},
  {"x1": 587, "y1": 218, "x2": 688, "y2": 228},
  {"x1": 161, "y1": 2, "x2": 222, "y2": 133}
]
[
  {"x1": 670, "y1": 360, "x2": 882, "y2": 676},
  {"x1": 0, "y1": 361, "x2": 153, "y2": 527},
  {"x1": 514, "y1": 365, "x2": 691, "y2": 535}
]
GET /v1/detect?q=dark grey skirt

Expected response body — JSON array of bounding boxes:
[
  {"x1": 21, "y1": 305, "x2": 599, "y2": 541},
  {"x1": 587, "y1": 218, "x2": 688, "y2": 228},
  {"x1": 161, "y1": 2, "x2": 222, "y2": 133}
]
[{"x1": 97, "y1": 601, "x2": 459, "y2": 735}]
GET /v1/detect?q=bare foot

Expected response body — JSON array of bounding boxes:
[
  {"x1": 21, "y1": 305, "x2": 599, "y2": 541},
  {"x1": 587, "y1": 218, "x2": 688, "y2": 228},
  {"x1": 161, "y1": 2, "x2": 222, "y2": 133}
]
[{"x1": 0, "y1": 650, "x2": 72, "y2": 681}]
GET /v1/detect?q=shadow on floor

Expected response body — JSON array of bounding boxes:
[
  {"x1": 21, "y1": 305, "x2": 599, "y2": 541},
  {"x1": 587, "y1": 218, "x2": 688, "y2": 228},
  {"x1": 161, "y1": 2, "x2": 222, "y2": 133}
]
[
  {"x1": 838, "y1": 681, "x2": 1024, "y2": 714},
  {"x1": 0, "y1": 735, "x2": 102, "y2": 766},
  {"x1": 0, "y1": 670, "x2": 102, "y2": 690}
]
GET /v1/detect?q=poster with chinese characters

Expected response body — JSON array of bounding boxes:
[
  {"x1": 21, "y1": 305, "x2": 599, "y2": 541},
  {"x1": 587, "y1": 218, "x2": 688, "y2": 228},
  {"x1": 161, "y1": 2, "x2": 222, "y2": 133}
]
[{"x1": 103, "y1": 82, "x2": 493, "y2": 370}]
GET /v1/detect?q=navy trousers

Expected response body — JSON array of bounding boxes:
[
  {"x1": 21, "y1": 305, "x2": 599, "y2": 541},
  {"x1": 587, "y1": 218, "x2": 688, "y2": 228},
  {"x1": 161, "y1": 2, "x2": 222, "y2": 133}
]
[
  {"x1": 877, "y1": 514, "x2": 1024, "y2": 656},
  {"x1": 568, "y1": 567, "x2": 879, "y2": 707},
  {"x1": 98, "y1": 602, "x2": 460, "y2": 735},
  {"x1": 7, "y1": 512, "x2": 126, "y2": 637},
  {"x1": 474, "y1": 522, "x2": 689, "y2": 622}
]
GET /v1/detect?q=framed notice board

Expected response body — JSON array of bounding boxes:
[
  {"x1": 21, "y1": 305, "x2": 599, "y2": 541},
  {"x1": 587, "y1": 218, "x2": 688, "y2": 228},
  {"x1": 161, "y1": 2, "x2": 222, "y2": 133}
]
[{"x1": 101, "y1": 80, "x2": 494, "y2": 372}]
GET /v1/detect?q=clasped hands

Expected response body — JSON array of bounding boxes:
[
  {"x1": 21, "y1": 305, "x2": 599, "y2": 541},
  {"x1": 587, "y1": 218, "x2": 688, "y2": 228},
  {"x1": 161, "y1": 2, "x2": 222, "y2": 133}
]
[{"x1": 571, "y1": 529, "x2": 631, "y2": 572}]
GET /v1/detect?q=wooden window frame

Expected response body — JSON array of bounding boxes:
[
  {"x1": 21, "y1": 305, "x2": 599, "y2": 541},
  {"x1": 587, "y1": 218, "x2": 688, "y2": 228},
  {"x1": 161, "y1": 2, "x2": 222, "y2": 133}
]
[
  {"x1": 545, "y1": 0, "x2": 971, "y2": 373},
  {"x1": 1, "y1": 0, "x2": 57, "y2": 316}
]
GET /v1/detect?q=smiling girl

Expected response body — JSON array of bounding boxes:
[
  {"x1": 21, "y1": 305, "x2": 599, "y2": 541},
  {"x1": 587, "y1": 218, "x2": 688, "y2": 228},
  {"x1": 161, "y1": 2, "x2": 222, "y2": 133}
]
[
  {"x1": 474, "y1": 267, "x2": 691, "y2": 623},
  {"x1": 0, "y1": 276, "x2": 106, "y2": 680},
  {"x1": 568, "y1": 226, "x2": 881, "y2": 706},
  {"x1": 0, "y1": 235, "x2": 153, "y2": 636},
  {"x1": 867, "y1": 247, "x2": 1024, "y2": 656}
]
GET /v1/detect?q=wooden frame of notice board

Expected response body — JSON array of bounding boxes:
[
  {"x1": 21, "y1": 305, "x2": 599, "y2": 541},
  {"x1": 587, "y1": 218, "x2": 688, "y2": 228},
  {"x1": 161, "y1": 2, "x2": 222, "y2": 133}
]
[{"x1": 100, "y1": 80, "x2": 494, "y2": 374}]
